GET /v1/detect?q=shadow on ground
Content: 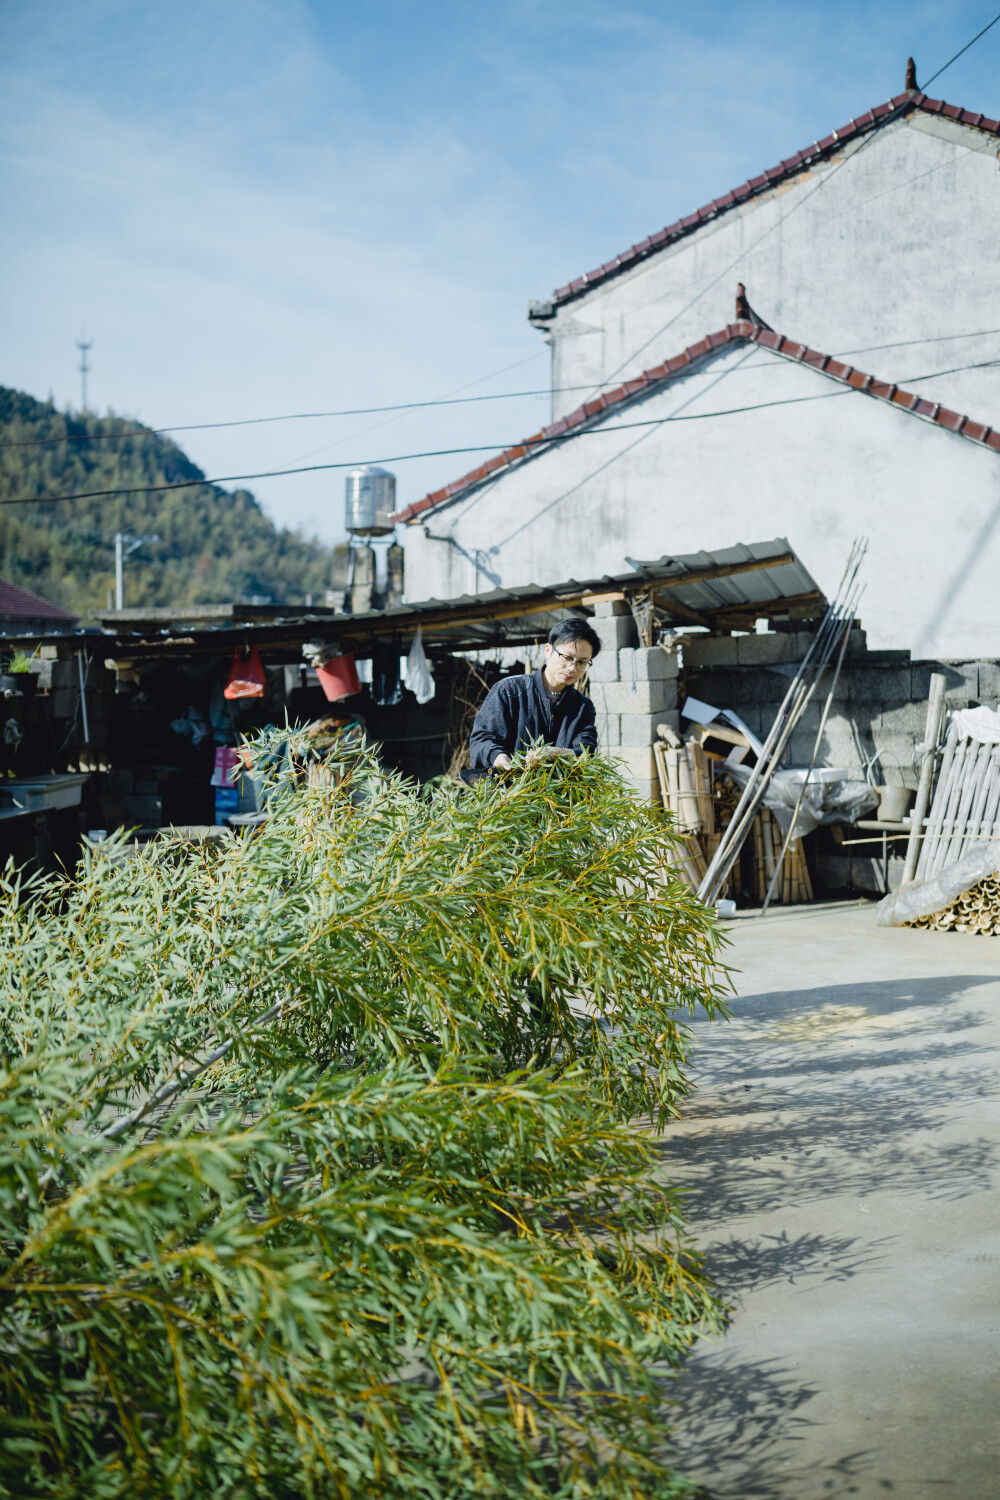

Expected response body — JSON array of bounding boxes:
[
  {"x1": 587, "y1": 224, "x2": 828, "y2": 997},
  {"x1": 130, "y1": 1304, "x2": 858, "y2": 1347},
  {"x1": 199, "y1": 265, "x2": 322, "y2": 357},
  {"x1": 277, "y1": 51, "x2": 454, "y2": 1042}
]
[{"x1": 656, "y1": 975, "x2": 998, "y2": 1223}]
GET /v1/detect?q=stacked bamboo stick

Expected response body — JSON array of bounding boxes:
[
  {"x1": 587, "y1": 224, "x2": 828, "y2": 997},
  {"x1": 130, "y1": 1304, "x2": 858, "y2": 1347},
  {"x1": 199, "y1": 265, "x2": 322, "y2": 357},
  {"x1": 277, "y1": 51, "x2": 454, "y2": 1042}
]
[
  {"x1": 905, "y1": 873, "x2": 1000, "y2": 934},
  {"x1": 749, "y1": 808, "x2": 813, "y2": 905},
  {"x1": 653, "y1": 728, "x2": 812, "y2": 904},
  {"x1": 653, "y1": 730, "x2": 714, "y2": 890}
]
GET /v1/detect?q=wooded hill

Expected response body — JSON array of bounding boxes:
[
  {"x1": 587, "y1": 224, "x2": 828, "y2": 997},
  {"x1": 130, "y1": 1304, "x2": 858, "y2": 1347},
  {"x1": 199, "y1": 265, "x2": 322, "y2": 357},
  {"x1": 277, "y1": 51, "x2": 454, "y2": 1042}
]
[{"x1": 0, "y1": 387, "x2": 335, "y2": 620}]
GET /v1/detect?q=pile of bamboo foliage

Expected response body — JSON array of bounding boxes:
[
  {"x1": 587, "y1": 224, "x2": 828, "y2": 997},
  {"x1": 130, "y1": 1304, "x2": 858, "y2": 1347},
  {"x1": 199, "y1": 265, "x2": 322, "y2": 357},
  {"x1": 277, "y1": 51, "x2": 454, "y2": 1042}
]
[{"x1": 0, "y1": 731, "x2": 729, "y2": 1499}]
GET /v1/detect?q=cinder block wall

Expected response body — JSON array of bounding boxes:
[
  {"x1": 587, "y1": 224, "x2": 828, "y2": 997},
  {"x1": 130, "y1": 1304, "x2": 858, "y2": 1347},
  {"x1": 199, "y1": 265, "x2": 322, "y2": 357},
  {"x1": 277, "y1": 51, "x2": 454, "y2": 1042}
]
[
  {"x1": 587, "y1": 601, "x2": 679, "y2": 799},
  {"x1": 586, "y1": 607, "x2": 999, "y2": 798},
  {"x1": 683, "y1": 632, "x2": 1000, "y2": 788}
]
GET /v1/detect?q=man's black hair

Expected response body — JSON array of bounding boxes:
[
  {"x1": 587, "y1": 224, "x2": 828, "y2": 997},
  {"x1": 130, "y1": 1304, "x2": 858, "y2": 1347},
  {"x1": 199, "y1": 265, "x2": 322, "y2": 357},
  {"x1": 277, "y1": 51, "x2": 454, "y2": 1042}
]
[{"x1": 548, "y1": 617, "x2": 601, "y2": 659}]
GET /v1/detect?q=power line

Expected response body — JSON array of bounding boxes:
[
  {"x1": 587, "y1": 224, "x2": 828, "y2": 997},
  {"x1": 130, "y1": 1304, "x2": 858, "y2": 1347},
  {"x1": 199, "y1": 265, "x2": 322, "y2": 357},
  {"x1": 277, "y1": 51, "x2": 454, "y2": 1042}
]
[
  {"x1": 0, "y1": 386, "x2": 565, "y2": 451},
  {"x1": 5, "y1": 355, "x2": 996, "y2": 510},
  {"x1": 4, "y1": 327, "x2": 999, "y2": 454},
  {"x1": 581, "y1": 12, "x2": 1000, "y2": 395},
  {"x1": 921, "y1": 10, "x2": 1000, "y2": 89}
]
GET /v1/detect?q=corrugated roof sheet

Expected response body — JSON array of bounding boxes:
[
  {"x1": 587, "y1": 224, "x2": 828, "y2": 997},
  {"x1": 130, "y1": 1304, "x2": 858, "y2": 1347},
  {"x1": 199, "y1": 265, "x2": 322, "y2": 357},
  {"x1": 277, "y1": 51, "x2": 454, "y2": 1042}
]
[{"x1": 9, "y1": 540, "x2": 825, "y2": 658}]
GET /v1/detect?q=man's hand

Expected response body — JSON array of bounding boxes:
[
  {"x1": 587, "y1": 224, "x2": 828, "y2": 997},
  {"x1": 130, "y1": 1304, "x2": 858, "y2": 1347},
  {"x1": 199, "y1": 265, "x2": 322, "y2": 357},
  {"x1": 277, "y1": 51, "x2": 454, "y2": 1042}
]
[
  {"x1": 492, "y1": 753, "x2": 513, "y2": 772},
  {"x1": 524, "y1": 746, "x2": 574, "y2": 769}
]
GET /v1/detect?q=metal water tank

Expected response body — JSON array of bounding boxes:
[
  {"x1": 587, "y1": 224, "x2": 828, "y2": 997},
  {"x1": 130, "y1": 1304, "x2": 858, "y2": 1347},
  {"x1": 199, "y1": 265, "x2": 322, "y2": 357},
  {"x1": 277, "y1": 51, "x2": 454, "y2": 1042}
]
[{"x1": 345, "y1": 466, "x2": 396, "y2": 536}]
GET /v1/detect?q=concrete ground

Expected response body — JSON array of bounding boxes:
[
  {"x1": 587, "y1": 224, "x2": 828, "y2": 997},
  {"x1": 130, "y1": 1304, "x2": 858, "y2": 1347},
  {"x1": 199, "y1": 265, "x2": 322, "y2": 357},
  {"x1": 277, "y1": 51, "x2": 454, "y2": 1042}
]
[{"x1": 659, "y1": 899, "x2": 1000, "y2": 1499}]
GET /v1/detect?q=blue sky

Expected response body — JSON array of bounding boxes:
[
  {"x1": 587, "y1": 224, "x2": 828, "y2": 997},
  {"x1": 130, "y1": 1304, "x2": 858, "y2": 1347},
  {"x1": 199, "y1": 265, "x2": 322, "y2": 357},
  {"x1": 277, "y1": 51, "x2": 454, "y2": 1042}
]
[{"x1": 1, "y1": 0, "x2": 998, "y2": 542}]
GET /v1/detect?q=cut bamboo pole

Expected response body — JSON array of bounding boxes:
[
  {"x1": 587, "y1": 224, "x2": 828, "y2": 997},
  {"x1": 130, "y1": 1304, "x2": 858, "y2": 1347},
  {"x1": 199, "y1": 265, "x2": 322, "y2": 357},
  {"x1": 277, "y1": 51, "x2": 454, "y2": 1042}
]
[
  {"x1": 676, "y1": 748, "x2": 700, "y2": 832},
  {"x1": 917, "y1": 721, "x2": 960, "y2": 882},
  {"x1": 690, "y1": 741, "x2": 712, "y2": 830},
  {"x1": 901, "y1": 672, "x2": 946, "y2": 886},
  {"x1": 653, "y1": 740, "x2": 672, "y2": 810},
  {"x1": 928, "y1": 736, "x2": 972, "y2": 879}
]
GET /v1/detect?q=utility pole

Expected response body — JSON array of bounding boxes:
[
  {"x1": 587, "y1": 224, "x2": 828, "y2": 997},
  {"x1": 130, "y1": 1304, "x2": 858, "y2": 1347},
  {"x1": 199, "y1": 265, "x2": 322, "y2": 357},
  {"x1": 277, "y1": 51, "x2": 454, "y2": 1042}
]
[
  {"x1": 113, "y1": 531, "x2": 158, "y2": 609},
  {"x1": 76, "y1": 338, "x2": 93, "y2": 411}
]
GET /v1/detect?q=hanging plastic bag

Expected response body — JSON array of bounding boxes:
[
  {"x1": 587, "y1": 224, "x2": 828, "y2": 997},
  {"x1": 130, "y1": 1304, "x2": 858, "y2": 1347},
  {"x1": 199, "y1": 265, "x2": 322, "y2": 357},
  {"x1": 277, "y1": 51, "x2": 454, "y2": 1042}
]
[
  {"x1": 224, "y1": 647, "x2": 266, "y2": 700},
  {"x1": 405, "y1": 627, "x2": 435, "y2": 705}
]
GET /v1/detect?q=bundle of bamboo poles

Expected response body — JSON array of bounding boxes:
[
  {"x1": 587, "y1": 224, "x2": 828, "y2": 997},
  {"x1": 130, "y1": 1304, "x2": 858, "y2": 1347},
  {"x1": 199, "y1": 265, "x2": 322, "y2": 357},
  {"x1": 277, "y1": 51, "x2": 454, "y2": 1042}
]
[
  {"x1": 904, "y1": 872, "x2": 1000, "y2": 935},
  {"x1": 696, "y1": 539, "x2": 867, "y2": 907},
  {"x1": 913, "y1": 726, "x2": 1000, "y2": 884},
  {"x1": 748, "y1": 808, "x2": 813, "y2": 906},
  {"x1": 652, "y1": 728, "x2": 812, "y2": 904},
  {"x1": 653, "y1": 730, "x2": 715, "y2": 890}
]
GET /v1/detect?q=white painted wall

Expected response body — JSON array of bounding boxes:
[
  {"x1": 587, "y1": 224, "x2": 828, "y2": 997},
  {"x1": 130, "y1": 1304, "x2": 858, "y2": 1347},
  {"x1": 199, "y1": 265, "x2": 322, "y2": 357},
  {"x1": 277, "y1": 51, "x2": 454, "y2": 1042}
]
[
  {"x1": 537, "y1": 115, "x2": 1000, "y2": 429},
  {"x1": 402, "y1": 342, "x2": 1000, "y2": 659}
]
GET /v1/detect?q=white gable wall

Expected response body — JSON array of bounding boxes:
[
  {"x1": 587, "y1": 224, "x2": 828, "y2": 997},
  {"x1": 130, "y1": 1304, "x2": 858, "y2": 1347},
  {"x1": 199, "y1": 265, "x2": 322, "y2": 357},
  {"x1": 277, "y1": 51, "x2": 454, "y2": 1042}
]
[
  {"x1": 403, "y1": 344, "x2": 1000, "y2": 659},
  {"x1": 540, "y1": 116, "x2": 1000, "y2": 426}
]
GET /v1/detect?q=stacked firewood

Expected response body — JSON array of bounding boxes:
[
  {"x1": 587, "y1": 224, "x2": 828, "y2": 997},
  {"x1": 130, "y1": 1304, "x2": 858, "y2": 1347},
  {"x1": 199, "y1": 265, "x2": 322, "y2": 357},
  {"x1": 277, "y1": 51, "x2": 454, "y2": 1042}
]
[{"x1": 904, "y1": 873, "x2": 1000, "y2": 935}]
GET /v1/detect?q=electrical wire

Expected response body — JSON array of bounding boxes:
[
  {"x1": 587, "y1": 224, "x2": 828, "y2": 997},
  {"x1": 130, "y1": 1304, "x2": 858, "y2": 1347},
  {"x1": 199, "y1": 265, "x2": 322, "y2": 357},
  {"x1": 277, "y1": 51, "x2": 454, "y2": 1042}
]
[
  {"x1": 575, "y1": 12, "x2": 1000, "y2": 396},
  {"x1": 921, "y1": 11, "x2": 1000, "y2": 89},
  {"x1": 4, "y1": 325, "x2": 999, "y2": 454},
  {"x1": 4, "y1": 354, "x2": 997, "y2": 510}
]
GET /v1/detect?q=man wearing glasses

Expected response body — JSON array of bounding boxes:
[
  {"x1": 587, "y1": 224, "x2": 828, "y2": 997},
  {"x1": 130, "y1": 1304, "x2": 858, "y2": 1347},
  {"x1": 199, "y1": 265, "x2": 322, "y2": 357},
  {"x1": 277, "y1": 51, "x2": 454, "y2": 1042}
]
[{"x1": 467, "y1": 619, "x2": 601, "y2": 777}]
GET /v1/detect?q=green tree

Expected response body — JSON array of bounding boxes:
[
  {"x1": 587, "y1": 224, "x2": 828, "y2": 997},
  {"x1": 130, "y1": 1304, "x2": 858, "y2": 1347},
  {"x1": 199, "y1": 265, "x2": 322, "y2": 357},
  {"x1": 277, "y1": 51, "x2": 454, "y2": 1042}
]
[{"x1": 0, "y1": 388, "x2": 335, "y2": 618}]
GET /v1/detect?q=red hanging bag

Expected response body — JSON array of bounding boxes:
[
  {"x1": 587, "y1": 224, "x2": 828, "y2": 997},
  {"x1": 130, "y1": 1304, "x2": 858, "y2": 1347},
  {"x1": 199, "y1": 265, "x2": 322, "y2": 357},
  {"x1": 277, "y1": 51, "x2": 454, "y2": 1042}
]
[{"x1": 224, "y1": 647, "x2": 266, "y2": 700}]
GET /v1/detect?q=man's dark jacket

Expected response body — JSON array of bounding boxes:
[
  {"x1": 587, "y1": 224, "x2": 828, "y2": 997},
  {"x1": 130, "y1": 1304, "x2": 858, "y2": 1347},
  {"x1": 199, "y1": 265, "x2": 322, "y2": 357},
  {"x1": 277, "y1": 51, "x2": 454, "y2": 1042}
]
[{"x1": 468, "y1": 669, "x2": 598, "y2": 775}]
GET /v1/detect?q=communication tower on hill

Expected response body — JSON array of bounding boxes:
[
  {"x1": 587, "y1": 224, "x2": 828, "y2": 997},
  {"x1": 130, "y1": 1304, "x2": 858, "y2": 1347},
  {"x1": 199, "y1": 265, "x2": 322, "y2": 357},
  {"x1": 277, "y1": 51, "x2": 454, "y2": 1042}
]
[{"x1": 76, "y1": 337, "x2": 92, "y2": 411}]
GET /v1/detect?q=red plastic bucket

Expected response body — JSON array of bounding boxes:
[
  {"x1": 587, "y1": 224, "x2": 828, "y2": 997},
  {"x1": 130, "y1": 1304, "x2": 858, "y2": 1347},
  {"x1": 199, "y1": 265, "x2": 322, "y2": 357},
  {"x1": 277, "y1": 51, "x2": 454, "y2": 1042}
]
[{"x1": 316, "y1": 653, "x2": 361, "y2": 701}]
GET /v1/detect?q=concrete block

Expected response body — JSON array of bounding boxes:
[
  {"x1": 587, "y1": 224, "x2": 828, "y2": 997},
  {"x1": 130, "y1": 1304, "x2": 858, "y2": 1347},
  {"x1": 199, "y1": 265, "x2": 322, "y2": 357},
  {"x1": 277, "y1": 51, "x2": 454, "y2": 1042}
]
[
  {"x1": 682, "y1": 637, "x2": 739, "y2": 669},
  {"x1": 591, "y1": 598, "x2": 631, "y2": 617},
  {"x1": 51, "y1": 660, "x2": 78, "y2": 689},
  {"x1": 870, "y1": 733, "x2": 920, "y2": 781},
  {"x1": 594, "y1": 711, "x2": 620, "y2": 748},
  {"x1": 613, "y1": 745, "x2": 659, "y2": 782},
  {"x1": 591, "y1": 615, "x2": 638, "y2": 655},
  {"x1": 878, "y1": 700, "x2": 931, "y2": 737},
  {"x1": 847, "y1": 667, "x2": 912, "y2": 708},
  {"x1": 106, "y1": 768, "x2": 133, "y2": 793},
  {"x1": 736, "y1": 634, "x2": 798, "y2": 667},
  {"x1": 845, "y1": 628, "x2": 868, "y2": 659},
  {"x1": 941, "y1": 661, "x2": 979, "y2": 708},
  {"x1": 977, "y1": 661, "x2": 1000, "y2": 707},
  {"x1": 587, "y1": 648, "x2": 620, "y2": 683},
  {"x1": 619, "y1": 646, "x2": 679, "y2": 682},
  {"x1": 618, "y1": 711, "x2": 662, "y2": 748},
  {"x1": 622, "y1": 777, "x2": 660, "y2": 805},
  {"x1": 591, "y1": 679, "x2": 677, "y2": 716}
]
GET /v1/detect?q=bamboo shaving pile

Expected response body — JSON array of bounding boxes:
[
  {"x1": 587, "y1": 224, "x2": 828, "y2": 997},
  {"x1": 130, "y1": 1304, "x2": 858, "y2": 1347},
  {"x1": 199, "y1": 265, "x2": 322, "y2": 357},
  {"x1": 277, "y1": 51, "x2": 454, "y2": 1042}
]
[{"x1": 904, "y1": 873, "x2": 1000, "y2": 934}]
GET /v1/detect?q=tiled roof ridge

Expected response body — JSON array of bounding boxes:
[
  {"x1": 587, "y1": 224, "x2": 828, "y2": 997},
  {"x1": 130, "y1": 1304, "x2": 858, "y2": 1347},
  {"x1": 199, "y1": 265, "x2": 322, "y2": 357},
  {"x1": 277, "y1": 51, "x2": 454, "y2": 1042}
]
[
  {"x1": 534, "y1": 93, "x2": 1000, "y2": 315},
  {"x1": 392, "y1": 320, "x2": 1000, "y2": 523},
  {"x1": 0, "y1": 578, "x2": 78, "y2": 620}
]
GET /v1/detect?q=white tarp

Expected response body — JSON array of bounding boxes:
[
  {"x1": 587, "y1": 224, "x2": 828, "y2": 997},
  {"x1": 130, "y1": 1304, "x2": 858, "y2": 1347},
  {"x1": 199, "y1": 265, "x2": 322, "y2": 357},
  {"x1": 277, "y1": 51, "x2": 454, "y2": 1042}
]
[{"x1": 951, "y1": 705, "x2": 1000, "y2": 744}]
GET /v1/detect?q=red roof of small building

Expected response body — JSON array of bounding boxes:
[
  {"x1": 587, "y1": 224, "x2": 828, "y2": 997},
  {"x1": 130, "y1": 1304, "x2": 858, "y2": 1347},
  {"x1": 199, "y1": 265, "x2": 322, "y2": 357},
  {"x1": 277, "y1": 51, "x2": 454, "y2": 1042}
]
[
  {"x1": 0, "y1": 579, "x2": 78, "y2": 622},
  {"x1": 392, "y1": 319, "x2": 1000, "y2": 523},
  {"x1": 535, "y1": 93, "x2": 1000, "y2": 315}
]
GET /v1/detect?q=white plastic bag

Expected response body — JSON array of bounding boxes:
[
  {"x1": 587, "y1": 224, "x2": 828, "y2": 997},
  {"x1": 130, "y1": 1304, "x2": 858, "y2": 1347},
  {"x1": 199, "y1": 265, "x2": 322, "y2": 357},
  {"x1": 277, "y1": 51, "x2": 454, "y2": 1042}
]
[
  {"x1": 875, "y1": 844, "x2": 1000, "y2": 926},
  {"x1": 404, "y1": 627, "x2": 436, "y2": 705}
]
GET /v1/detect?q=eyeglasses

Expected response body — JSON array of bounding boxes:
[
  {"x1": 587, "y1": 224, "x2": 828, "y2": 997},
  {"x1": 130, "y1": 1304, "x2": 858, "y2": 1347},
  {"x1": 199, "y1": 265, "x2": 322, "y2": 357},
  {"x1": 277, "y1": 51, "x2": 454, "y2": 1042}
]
[{"x1": 551, "y1": 645, "x2": 592, "y2": 672}]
